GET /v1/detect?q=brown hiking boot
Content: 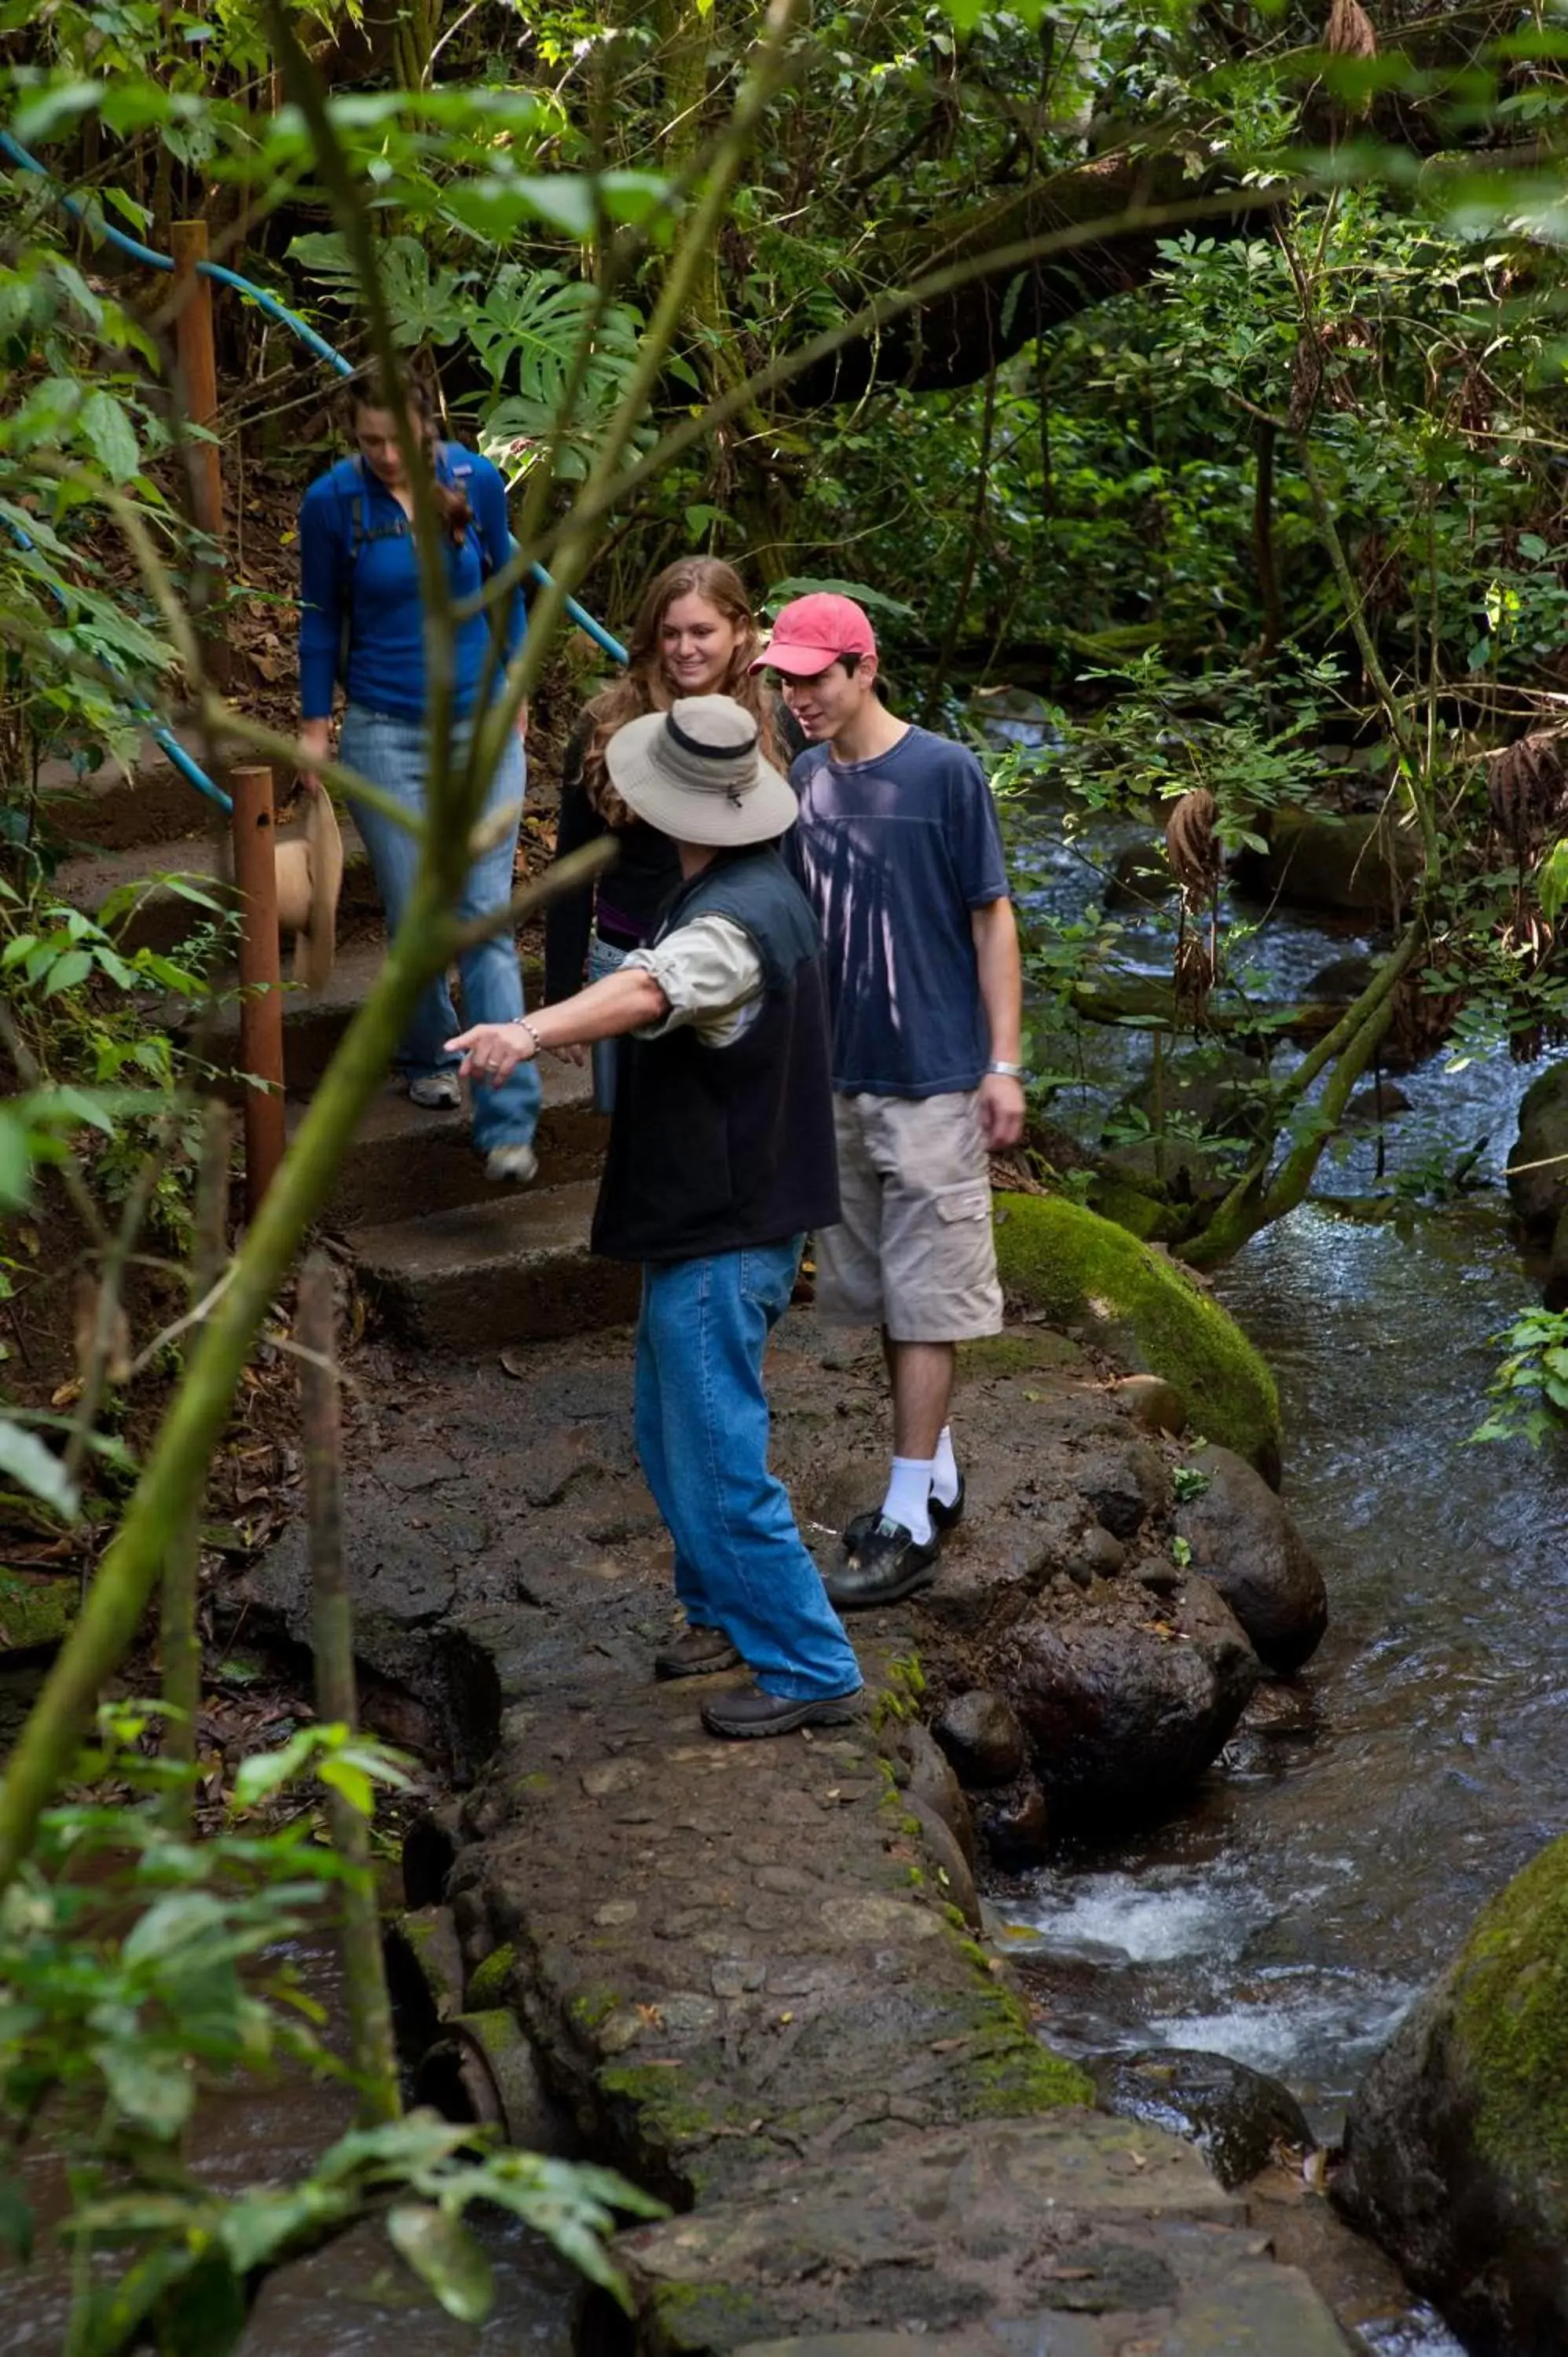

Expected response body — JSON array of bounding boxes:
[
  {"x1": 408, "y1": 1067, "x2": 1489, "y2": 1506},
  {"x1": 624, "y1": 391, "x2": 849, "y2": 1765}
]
[
  {"x1": 701, "y1": 1683, "x2": 866, "y2": 1740},
  {"x1": 654, "y1": 1626, "x2": 742, "y2": 1681}
]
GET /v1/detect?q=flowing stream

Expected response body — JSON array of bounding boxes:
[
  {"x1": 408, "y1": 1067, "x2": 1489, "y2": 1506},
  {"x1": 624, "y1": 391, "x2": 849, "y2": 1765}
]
[
  {"x1": 8, "y1": 764, "x2": 1563, "y2": 2353},
  {"x1": 994, "y1": 779, "x2": 1568, "y2": 2354}
]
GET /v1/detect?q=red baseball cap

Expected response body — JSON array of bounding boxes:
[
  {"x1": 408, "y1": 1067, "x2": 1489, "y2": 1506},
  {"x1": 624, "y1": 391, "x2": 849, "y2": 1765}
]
[{"x1": 753, "y1": 591, "x2": 877, "y2": 678}]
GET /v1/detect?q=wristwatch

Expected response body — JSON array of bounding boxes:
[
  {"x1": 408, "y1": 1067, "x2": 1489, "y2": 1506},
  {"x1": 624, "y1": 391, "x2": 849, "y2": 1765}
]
[{"x1": 987, "y1": 1060, "x2": 1028, "y2": 1080}]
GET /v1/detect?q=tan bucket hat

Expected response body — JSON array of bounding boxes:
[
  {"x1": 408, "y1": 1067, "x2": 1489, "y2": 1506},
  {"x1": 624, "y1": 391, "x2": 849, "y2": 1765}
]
[
  {"x1": 603, "y1": 695, "x2": 797, "y2": 848},
  {"x1": 273, "y1": 788, "x2": 344, "y2": 992}
]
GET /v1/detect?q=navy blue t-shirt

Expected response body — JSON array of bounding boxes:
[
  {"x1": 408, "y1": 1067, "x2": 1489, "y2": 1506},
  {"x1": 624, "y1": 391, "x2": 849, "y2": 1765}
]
[{"x1": 785, "y1": 724, "x2": 1009, "y2": 1098}]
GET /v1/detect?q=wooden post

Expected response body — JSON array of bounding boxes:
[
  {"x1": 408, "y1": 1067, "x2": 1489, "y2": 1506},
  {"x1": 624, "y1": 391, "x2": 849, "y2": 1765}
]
[
  {"x1": 231, "y1": 764, "x2": 287, "y2": 1219},
  {"x1": 170, "y1": 220, "x2": 222, "y2": 541},
  {"x1": 160, "y1": 1102, "x2": 230, "y2": 1829},
  {"x1": 297, "y1": 1254, "x2": 401, "y2": 2128}
]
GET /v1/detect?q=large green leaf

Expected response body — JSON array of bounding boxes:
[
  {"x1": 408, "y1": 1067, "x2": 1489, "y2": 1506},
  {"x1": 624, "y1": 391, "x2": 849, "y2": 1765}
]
[
  {"x1": 93, "y1": 2039, "x2": 194, "y2": 2139},
  {"x1": 218, "y1": 2179, "x2": 357, "y2": 2275},
  {"x1": 78, "y1": 391, "x2": 140, "y2": 485},
  {"x1": 443, "y1": 170, "x2": 672, "y2": 244},
  {"x1": 1538, "y1": 836, "x2": 1568, "y2": 923},
  {"x1": 0, "y1": 1420, "x2": 79, "y2": 1519},
  {"x1": 286, "y1": 233, "x2": 473, "y2": 346},
  {"x1": 387, "y1": 2203, "x2": 495, "y2": 2323},
  {"x1": 122, "y1": 1890, "x2": 227, "y2": 1967}
]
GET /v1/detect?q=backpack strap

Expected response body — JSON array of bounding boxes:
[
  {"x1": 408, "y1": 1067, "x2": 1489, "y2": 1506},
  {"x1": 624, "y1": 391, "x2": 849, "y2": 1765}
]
[
  {"x1": 332, "y1": 449, "x2": 510, "y2": 687},
  {"x1": 335, "y1": 456, "x2": 412, "y2": 686}
]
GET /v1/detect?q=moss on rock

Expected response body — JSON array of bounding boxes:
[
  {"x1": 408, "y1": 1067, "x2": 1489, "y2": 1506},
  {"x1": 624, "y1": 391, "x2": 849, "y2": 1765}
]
[
  {"x1": 0, "y1": 1570, "x2": 75, "y2": 1655},
  {"x1": 992, "y1": 1193, "x2": 1280, "y2": 1474},
  {"x1": 1086, "y1": 1175, "x2": 1181, "y2": 1244},
  {"x1": 1336, "y1": 1828, "x2": 1568, "y2": 2346},
  {"x1": 466, "y1": 1942, "x2": 515, "y2": 2008},
  {"x1": 1452, "y1": 1830, "x2": 1568, "y2": 2192}
]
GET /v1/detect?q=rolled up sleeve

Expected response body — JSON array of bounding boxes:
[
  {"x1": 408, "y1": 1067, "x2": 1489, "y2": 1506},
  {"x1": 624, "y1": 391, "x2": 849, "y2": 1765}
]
[{"x1": 623, "y1": 915, "x2": 764, "y2": 1043}]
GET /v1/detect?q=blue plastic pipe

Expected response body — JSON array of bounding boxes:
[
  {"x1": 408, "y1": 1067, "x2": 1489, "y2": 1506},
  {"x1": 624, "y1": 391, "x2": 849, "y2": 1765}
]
[
  {"x1": 2, "y1": 508, "x2": 233, "y2": 814},
  {"x1": 1, "y1": 125, "x2": 630, "y2": 669}
]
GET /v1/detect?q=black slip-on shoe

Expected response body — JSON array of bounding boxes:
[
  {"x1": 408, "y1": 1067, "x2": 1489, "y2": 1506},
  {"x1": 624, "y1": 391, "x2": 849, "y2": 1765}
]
[
  {"x1": 826, "y1": 1516, "x2": 941, "y2": 1611},
  {"x1": 843, "y1": 1475, "x2": 965, "y2": 1555},
  {"x1": 654, "y1": 1626, "x2": 742, "y2": 1681},
  {"x1": 931, "y1": 1473, "x2": 965, "y2": 1534},
  {"x1": 700, "y1": 1682, "x2": 865, "y2": 1740}
]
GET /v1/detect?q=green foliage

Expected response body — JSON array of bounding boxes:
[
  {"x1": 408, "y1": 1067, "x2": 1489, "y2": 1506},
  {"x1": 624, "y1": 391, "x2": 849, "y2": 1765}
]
[
  {"x1": 0, "y1": 1708, "x2": 661, "y2": 2348},
  {"x1": 287, "y1": 236, "x2": 650, "y2": 478},
  {"x1": 1471, "y1": 1309, "x2": 1568, "y2": 1448}
]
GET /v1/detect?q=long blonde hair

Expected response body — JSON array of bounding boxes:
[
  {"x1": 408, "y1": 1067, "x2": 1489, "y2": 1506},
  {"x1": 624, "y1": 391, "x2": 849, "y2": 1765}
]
[{"x1": 581, "y1": 558, "x2": 781, "y2": 825}]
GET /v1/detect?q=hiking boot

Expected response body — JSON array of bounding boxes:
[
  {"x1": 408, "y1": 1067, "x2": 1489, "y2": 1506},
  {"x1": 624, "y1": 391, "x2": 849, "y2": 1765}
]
[
  {"x1": 485, "y1": 1142, "x2": 539, "y2": 1186},
  {"x1": 701, "y1": 1682, "x2": 865, "y2": 1740},
  {"x1": 826, "y1": 1517, "x2": 940, "y2": 1611},
  {"x1": 408, "y1": 1071, "x2": 463, "y2": 1110},
  {"x1": 654, "y1": 1626, "x2": 741, "y2": 1681}
]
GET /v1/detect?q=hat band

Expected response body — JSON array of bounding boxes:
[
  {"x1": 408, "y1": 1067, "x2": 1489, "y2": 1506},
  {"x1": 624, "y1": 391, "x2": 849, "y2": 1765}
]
[
  {"x1": 665, "y1": 709, "x2": 758, "y2": 764},
  {"x1": 650, "y1": 710, "x2": 761, "y2": 797}
]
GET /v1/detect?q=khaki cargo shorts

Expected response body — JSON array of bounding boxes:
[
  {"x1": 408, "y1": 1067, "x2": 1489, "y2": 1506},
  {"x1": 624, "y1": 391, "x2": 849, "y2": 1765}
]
[{"x1": 815, "y1": 1090, "x2": 1003, "y2": 1342}]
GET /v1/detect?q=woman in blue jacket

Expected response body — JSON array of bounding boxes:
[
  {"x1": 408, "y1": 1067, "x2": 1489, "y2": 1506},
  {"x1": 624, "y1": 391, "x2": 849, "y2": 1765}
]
[{"x1": 296, "y1": 370, "x2": 539, "y2": 1183}]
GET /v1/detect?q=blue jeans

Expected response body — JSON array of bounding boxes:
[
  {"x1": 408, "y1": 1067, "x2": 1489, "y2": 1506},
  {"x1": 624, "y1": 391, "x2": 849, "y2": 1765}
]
[
  {"x1": 587, "y1": 931, "x2": 625, "y2": 1116},
  {"x1": 340, "y1": 703, "x2": 541, "y2": 1154},
  {"x1": 635, "y1": 1238, "x2": 862, "y2": 1702}
]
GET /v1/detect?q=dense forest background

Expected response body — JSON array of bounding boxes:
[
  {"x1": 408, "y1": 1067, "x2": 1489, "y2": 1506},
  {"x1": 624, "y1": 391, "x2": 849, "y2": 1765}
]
[{"x1": 9, "y1": 3, "x2": 1568, "y2": 2337}]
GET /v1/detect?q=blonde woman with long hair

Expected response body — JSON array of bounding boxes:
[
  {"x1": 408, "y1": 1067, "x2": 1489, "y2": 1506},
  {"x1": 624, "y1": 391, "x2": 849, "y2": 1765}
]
[{"x1": 544, "y1": 559, "x2": 800, "y2": 1105}]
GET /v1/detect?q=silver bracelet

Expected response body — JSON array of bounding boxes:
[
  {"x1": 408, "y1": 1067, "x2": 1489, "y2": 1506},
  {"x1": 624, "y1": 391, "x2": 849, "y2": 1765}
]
[
  {"x1": 987, "y1": 1060, "x2": 1028, "y2": 1080},
  {"x1": 515, "y1": 1017, "x2": 544, "y2": 1057}
]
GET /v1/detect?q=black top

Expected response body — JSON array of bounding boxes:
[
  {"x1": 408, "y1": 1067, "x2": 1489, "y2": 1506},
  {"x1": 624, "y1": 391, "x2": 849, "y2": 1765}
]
[
  {"x1": 591, "y1": 848, "x2": 841, "y2": 1266},
  {"x1": 543, "y1": 697, "x2": 805, "y2": 1005}
]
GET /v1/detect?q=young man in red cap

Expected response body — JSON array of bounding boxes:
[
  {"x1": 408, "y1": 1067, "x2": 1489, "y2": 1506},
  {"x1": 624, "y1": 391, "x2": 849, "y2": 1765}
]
[{"x1": 754, "y1": 592, "x2": 1025, "y2": 1609}]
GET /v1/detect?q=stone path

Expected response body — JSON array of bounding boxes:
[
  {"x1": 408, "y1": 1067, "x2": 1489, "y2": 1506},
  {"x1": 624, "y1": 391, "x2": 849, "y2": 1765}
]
[{"x1": 240, "y1": 1307, "x2": 1356, "y2": 2353}]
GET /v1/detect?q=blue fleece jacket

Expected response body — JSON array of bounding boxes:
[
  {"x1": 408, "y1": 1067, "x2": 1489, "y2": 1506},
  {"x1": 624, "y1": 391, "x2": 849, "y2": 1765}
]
[{"x1": 297, "y1": 446, "x2": 525, "y2": 722}]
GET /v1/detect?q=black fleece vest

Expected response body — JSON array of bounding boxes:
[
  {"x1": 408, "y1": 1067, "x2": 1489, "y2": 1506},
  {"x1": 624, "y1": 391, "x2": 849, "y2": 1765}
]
[{"x1": 591, "y1": 849, "x2": 841, "y2": 1265}]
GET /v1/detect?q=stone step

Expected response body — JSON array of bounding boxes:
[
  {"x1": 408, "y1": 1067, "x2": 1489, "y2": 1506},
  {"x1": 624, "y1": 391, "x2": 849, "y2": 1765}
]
[
  {"x1": 619, "y1": 2117, "x2": 1353, "y2": 2354},
  {"x1": 717, "y1": 2250, "x2": 1352, "y2": 2352},
  {"x1": 54, "y1": 812, "x2": 380, "y2": 957},
  {"x1": 348, "y1": 1178, "x2": 637, "y2": 1350},
  {"x1": 196, "y1": 940, "x2": 548, "y2": 1098},
  {"x1": 305, "y1": 1061, "x2": 606, "y2": 1230},
  {"x1": 37, "y1": 735, "x2": 227, "y2": 852}
]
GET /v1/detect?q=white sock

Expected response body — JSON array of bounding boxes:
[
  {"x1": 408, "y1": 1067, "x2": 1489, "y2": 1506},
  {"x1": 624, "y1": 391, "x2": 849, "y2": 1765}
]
[
  {"x1": 932, "y1": 1426, "x2": 960, "y2": 1510},
  {"x1": 881, "y1": 1456, "x2": 935, "y2": 1545}
]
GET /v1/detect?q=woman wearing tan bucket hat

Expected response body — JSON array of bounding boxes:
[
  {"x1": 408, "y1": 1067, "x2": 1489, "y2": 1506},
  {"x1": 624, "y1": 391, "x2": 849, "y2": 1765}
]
[{"x1": 450, "y1": 695, "x2": 863, "y2": 1741}]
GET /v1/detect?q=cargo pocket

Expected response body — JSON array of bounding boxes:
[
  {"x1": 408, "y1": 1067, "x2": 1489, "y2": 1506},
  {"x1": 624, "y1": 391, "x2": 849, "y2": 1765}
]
[
  {"x1": 934, "y1": 1183, "x2": 991, "y2": 1226},
  {"x1": 932, "y1": 1181, "x2": 995, "y2": 1292}
]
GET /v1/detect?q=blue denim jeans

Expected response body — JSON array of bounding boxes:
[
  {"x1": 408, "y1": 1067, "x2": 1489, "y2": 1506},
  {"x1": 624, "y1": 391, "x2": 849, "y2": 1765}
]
[
  {"x1": 586, "y1": 931, "x2": 625, "y2": 1116},
  {"x1": 339, "y1": 703, "x2": 541, "y2": 1154},
  {"x1": 635, "y1": 1238, "x2": 862, "y2": 1702}
]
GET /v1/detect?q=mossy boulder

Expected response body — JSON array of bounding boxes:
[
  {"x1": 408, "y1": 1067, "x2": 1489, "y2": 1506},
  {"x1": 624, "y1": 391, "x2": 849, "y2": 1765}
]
[
  {"x1": 992, "y1": 1194, "x2": 1282, "y2": 1481},
  {"x1": 0, "y1": 1569, "x2": 76, "y2": 1655},
  {"x1": 1233, "y1": 805, "x2": 1421, "y2": 919},
  {"x1": 1086, "y1": 1174, "x2": 1181, "y2": 1243},
  {"x1": 1335, "y1": 1829, "x2": 1568, "y2": 2350},
  {"x1": 1509, "y1": 1061, "x2": 1568, "y2": 1240}
]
